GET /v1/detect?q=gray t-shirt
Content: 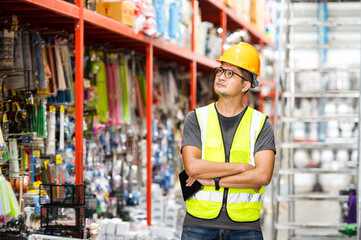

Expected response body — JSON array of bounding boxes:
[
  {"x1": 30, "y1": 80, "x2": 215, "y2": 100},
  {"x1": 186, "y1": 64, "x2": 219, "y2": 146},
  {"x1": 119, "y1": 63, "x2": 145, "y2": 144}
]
[{"x1": 181, "y1": 104, "x2": 276, "y2": 231}]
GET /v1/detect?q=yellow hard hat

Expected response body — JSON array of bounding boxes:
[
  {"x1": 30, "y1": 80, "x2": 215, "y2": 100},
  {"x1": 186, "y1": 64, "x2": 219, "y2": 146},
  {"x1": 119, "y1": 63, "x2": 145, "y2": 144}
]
[{"x1": 217, "y1": 42, "x2": 261, "y2": 87}]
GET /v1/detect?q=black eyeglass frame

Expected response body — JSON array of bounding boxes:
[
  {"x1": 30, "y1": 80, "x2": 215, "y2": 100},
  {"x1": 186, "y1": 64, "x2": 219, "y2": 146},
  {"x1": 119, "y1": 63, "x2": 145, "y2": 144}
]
[{"x1": 214, "y1": 67, "x2": 249, "y2": 82}]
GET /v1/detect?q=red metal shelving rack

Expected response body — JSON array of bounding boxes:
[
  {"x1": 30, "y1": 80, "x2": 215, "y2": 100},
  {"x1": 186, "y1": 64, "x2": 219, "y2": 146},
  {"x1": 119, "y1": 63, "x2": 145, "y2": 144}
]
[
  {"x1": 1, "y1": 0, "x2": 275, "y2": 226},
  {"x1": 199, "y1": 0, "x2": 275, "y2": 49},
  {"x1": 74, "y1": 0, "x2": 84, "y2": 185}
]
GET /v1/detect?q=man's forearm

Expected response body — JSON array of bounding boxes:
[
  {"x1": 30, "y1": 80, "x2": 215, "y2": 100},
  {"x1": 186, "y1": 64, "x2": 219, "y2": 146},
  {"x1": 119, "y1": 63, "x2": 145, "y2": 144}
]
[
  {"x1": 185, "y1": 158, "x2": 255, "y2": 179},
  {"x1": 218, "y1": 167, "x2": 271, "y2": 189},
  {"x1": 215, "y1": 150, "x2": 275, "y2": 189}
]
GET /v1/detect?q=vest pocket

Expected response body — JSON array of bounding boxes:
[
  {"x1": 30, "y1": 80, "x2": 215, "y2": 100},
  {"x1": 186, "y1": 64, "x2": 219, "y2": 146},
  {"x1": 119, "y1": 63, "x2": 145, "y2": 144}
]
[
  {"x1": 227, "y1": 202, "x2": 262, "y2": 222},
  {"x1": 206, "y1": 138, "x2": 222, "y2": 148},
  {"x1": 230, "y1": 149, "x2": 250, "y2": 163},
  {"x1": 239, "y1": 202, "x2": 262, "y2": 210},
  {"x1": 205, "y1": 138, "x2": 223, "y2": 162}
]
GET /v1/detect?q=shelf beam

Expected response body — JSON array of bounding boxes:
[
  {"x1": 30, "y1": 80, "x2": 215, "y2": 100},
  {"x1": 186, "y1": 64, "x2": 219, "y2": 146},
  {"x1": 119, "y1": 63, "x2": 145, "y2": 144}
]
[
  {"x1": 281, "y1": 140, "x2": 357, "y2": 149},
  {"x1": 21, "y1": 0, "x2": 80, "y2": 19},
  {"x1": 277, "y1": 194, "x2": 349, "y2": 201},
  {"x1": 195, "y1": 53, "x2": 219, "y2": 70},
  {"x1": 287, "y1": 43, "x2": 361, "y2": 49},
  {"x1": 83, "y1": 9, "x2": 149, "y2": 43},
  {"x1": 288, "y1": 18, "x2": 361, "y2": 26},
  {"x1": 283, "y1": 114, "x2": 359, "y2": 122},
  {"x1": 152, "y1": 39, "x2": 193, "y2": 62},
  {"x1": 204, "y1": 0, "x2": 275, "y2": 48},
  {"x1": 279, "y1": 168, "x2": 357, "y2": 175},
  {"x1": 289, "y1": 235, "x2": 354, "y2": 240},
  {"x1": 276, "y1": 222, "x2": 345, "y2": 230},
  {"x1": 285, "y1": 67, "x2": 360, "y2": 73},
  {"x1": 282, "y1": 91, "x2": 359, "y2": 98}
]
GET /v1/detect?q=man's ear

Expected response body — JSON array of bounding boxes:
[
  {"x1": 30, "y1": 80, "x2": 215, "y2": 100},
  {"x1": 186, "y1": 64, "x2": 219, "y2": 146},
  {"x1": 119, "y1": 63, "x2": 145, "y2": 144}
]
[{"x1": 242, "y1": 81, "x2": 251, "y2": 93}]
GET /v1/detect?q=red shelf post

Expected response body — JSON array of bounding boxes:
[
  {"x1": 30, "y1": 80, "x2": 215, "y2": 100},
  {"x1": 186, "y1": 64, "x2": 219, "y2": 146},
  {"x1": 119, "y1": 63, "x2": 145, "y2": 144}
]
[
  {"x1": 191, "y1": 0, "x2": 195, "y2": 52},
  {"x1": 190, "y1": 61, "x2": 197, "y2": 110},
  {"x1": 75, "y1": 0, "x2": 84, "y2": 185},
  {"x1": 220, "y1": 10, "x2": 227, "y2": 54},
  {"x1": 190, "y1": 0, "x2": 197, "y2": 110},
  {"x1": 146, "y1": 38, "x2": 154, "y2": 226}
]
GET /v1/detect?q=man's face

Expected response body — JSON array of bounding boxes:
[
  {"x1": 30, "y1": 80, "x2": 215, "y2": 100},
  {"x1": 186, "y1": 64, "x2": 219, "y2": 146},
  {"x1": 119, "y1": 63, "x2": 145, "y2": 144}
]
[{"x1": 214, "y1": 62, "x2": 250, "y2": 97}]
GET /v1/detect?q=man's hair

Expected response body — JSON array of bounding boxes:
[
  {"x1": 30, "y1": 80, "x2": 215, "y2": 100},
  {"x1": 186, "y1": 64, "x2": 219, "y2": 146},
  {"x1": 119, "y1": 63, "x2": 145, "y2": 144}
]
[
  {"x1": 237, "y1": 67, "x2": 253, "y2": 94},
  {"x1": 237, "y1": 67, "x2": 253, "y2": 83}
]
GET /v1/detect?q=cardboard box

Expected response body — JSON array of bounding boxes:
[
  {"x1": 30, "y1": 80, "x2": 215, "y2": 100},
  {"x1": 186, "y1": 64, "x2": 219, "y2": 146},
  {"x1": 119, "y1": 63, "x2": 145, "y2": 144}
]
[
  {"x1": 225, "y1": 0, "x2": 237, "y2": 11},
  {"x1": 250, "y1": 0, "x2": 265, "y2": 32},
  {"x1": 96, "y1": 1, "x2": 134, "y2": 26},
  {"x1": 240, "y1": 0, "x2": 251, "y2": 22},
  {"x1": 165, "y1": 204, "x2": 181, "y2": 229}
]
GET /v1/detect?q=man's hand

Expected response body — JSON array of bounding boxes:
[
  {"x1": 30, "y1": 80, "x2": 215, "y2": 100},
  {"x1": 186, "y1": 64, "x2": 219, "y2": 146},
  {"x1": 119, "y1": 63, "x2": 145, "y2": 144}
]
[
  {"x1": 185, "y1": 176, "x2": 197, "y2": 187},
  {"x1": 186, "y1": 177, "x2": 214, "y2": 187}
]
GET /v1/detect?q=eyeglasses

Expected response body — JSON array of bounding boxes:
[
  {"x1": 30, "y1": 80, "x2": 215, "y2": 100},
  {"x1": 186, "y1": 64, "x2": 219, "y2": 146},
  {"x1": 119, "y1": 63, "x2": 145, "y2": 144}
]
[{"x1": 214, "y1": 67, "x2": 249, "y2": 82}]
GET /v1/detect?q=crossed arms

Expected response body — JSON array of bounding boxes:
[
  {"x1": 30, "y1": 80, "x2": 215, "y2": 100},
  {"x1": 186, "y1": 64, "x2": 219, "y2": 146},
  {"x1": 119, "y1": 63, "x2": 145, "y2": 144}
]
[{"x1": 182, "y1": 145, "x2": 275, "y2": 189}]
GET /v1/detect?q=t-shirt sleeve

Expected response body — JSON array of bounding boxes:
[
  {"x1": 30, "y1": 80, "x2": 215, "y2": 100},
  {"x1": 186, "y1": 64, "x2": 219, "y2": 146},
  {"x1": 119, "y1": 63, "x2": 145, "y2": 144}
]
[
  {"x1": 181, "y1": 110, "x2": 202, "y2": 152},
  {"x1": 254, "y1": 118, "x2": 276, "y2": 155}
]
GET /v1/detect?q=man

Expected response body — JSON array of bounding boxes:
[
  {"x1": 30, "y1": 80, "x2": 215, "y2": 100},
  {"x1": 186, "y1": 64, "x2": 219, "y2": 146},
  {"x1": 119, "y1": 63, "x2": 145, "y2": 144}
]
[{"x1": 181, "y1": 42, "x2": 276, "y2": 240}]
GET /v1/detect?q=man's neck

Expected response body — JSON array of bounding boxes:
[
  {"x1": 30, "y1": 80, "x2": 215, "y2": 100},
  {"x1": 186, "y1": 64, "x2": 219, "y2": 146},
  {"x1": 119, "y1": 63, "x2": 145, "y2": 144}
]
[{"x1": 216, "y1": 98, "x2": 245, "y2": 117}]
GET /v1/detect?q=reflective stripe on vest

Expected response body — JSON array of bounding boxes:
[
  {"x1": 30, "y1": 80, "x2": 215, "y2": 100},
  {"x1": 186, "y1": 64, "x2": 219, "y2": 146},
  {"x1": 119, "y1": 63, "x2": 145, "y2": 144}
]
[
  {"x1": 186, "y1": 103, "x2": 266, "y2": 222},
  {"x1": 190, "y1": 190, "x2": 264, "y2": 203}
]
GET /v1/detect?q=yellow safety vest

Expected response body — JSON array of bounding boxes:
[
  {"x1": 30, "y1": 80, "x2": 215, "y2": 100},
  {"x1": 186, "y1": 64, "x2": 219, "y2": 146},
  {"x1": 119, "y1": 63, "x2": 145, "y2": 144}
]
[{"x1": 186, "y1": 103, "x2": 266, "y2": 222}]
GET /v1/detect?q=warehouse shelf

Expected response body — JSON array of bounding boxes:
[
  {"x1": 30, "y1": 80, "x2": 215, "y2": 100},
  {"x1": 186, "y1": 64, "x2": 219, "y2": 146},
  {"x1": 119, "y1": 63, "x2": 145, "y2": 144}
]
[
  {"x1": 282, "y1": 91, "x2": 359, "y2": 98},
  {"x1": 282, "y1": 114, "x2": 359, "y2": 122},
  {"x1": 12, "y1": 0, "x2": 79, "y2": 19},
  {"x1": 223, "y1": 7, "x2": 274, "y2": 47},
  {"x1": 84, "y1": 8, "x2": 219, "y2": 69},
  {"x1": 279, "y1": 168, "x2": 357, "y2": 175},
  {"x1": 195, "y1": 53, "x2": 220, "y2": 70},
  {"x1": 287, "y1": 43, "x2": 361, "y2": 49},
  {"x1": 289, "y1": 235, "x2": 354, "y2": 240},
  {"x1": 275, "y1": 222, "x2": 345, "y2": 230},
  {"x1": 7, "y1": 0, "x2": 248, "y2": 70},
  {"x1": 288, "y1": 18, "x2": 361, "y2": 26},
  {"x1": 3, "y1": 0, "x2": 275, "y2": 228},
  {"x1": 199, "y1": 0, "x2": 275, "y2": 48},
  {"x1": 280, "y1": 140, "x2": 357, "y2": 149},
  {"x1": 274, "y1": 1, "x2": 360, "y2": 239},
  {"x1": 0, "y1": 1, "x2": 79, "y2": 32},
  {"x1": 285, "y1": 67, "x2": 359, "y2": 73},
  {"x1": 291, "y1": 0, "x2": 359, "y2": 2},
  {"x1": 277, "y1": 194, "x2": 349, "y2": 201},
  {"x1": 84, "y1": 9, "x2": 149, "y2": 45},
  {"x1": 153, "y1": 38, "x2": 194, "y2": 62}
]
